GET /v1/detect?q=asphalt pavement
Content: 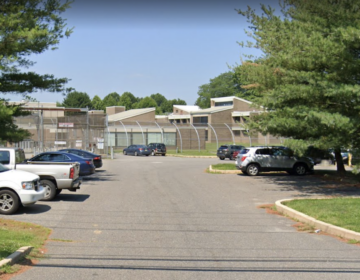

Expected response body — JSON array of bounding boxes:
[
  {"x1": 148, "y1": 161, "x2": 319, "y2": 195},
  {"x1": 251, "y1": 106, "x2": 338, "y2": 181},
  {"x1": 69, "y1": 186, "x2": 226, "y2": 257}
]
[{"x1": 3, "y1": 155, "x2": 360, "y2": 279}]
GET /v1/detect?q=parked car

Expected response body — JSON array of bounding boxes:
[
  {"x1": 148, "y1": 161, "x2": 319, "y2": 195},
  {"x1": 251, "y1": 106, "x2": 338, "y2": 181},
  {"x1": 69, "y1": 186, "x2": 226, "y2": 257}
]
[
  {"x1": 27, "y1": 152, "x2": 95, "y2": 177},
  {"x1": 59, "y1": 148, "x2": 103, "y2": 168},
  {"x1": 235, "y1": 146, "x2": 314, "y2": 176},
  {"x1": 123, "y1": 145, "x2": 151, "y2": 156},
  {"x1": 217, "y1": 144, "x2": 245, "y2": 160},
  {"x1": 0, "y1": 148, "x2": 81, "y2": 201},
  {"x1": 0, "y1": 163, "x2": 45, "y2": 215},
  {"x1": 147, "y1": 143, "x2": 166, "y2": 156}
]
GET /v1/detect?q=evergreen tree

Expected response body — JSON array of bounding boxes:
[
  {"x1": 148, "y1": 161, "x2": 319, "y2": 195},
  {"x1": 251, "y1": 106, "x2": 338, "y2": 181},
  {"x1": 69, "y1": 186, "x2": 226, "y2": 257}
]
[{"x1": 237, "y1": 0, "x2": 360, "y2": 173}]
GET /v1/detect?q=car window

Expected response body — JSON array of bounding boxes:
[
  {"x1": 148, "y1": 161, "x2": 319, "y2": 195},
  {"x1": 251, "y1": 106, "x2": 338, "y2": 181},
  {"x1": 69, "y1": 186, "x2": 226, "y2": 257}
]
[
  {"x1": 256, "y1": 148, "x2": 271, "y2": 155},
  {"x1": 219, "y1": 145, "x2": 228, "y2": 149},
  {"x1": 33, "y1": 154, "x2": 51, "y2": 161},
  {"x1": 0, "y1": 151, "x2": 10, "y2": 164},
  {"x1": 15, "y1": 149, "x2": 26, "y2": 164},
  {"x1": 52, "y1": 154, "x2": 70, "y2": 161},
  {"x1": 239, "y1": 149, "x2": 250, "y2": 155}
]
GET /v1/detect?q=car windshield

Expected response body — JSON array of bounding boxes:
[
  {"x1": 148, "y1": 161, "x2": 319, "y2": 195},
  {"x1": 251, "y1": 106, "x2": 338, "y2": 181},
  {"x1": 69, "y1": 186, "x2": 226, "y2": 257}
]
[
  {"x1": 0, "y1": 163, "x2": 10, "y2": 173},
  {"x1": 219, "y1": 146, "x2": 228, "y2": 149}
]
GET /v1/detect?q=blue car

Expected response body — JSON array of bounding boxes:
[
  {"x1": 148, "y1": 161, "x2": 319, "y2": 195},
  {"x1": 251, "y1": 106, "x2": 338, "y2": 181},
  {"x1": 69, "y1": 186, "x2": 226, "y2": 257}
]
[
  {"x1": 27, "y1": 152, "x2": 96, "y2": 176},
  {"x1": 123, "y1": 145, "x2": 151, "y2": 156}
]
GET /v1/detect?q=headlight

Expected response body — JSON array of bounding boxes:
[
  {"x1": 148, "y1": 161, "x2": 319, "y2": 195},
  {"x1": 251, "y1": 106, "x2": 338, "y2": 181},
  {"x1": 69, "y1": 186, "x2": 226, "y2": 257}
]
[{"x1": 22, "y1": 181, "x2": 34, "y2": 190}]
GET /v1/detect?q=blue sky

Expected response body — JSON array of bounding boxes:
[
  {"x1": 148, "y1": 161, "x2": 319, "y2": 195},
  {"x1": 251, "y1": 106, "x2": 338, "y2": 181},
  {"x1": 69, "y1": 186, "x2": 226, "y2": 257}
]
[{"x1": 6, "y1": 0, "x2": 279, "y2": 105}]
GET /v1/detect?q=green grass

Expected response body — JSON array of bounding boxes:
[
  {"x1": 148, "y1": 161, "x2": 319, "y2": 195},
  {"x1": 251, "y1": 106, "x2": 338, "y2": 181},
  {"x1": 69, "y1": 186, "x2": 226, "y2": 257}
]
[
  {"x1": 283, "y1": 198, "x2": 360, "y2": 233},
  {"x1": 211, "y1": 163, "x2": 238, "y2": 170},
  {"x1": 0, "y1": 219, "x2": 50, "y2": 261}
]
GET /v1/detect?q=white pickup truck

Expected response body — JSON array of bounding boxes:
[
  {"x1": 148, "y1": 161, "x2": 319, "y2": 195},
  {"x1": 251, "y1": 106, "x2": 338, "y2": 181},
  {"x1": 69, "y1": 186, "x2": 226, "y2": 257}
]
[
  {"x1": 0, "y1": 163, "x2": 45, "y2": 215},
  {"x1": 0, "y1": 148, "x2": 82, "y2": 201}
]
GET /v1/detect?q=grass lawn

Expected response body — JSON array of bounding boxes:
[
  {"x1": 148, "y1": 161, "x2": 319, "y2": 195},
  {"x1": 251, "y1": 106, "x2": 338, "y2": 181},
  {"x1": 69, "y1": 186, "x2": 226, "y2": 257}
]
[
  {"x1": 211, "y1": 163, "x2": 238, "y2": 170},
  {"x1": 283, "y1": 197, "x2": 360, "y2": 233},
  {"x1": 0, "y1": 218, "x2": 50, "y2": 273}
]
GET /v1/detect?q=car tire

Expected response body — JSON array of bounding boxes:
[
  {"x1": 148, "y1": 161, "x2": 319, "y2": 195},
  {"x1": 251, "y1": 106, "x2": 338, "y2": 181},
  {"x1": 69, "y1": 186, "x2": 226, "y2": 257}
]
[
  {"x1": 135, "y1": 151, "x2": 138, "y2": 156},
  {"x1": 0, "y1": 190, "x2": 20, "y2": 215},
  {"x1": 293, "y1": 163, "x2": 307, "y2": 175},
  {"x1": 40, "y1": 180, "x2": 57, "y2": 201},
  {"x1": 246, "y1": 163, "x2": 260, "y2": 176},
  {"x1": 146, "y1": 154, "x2": 149, "y2": 156},
  {"x1": 219, "y1": 157, "x2": 225, "y2": 160},
  {"x1": 229, "y1": 155, "x2": 233, "y2": 160},
  {"x1": 162, "y1": 154, "x2": 165, "y2": 156},
  {"x1": 123, "y1": 151, "x2": 127, "y2": 155}
]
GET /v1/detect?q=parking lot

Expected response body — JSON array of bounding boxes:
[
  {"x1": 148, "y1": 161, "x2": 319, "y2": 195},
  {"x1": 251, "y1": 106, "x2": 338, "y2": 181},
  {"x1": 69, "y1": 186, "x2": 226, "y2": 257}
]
[{"x1": 3, "y1": 155, "x2": 360, "y2": 279}]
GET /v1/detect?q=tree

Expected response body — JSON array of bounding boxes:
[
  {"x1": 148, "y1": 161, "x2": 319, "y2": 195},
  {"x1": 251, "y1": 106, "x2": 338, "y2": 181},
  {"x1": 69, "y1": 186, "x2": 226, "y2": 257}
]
[
  {"x1": 150, "y1": 93, "x2": 167, "y2": 107},
  {"x1": 102, "y1": 92, "x2": 121, "y2": 108},
  {"x1": 195, "y1": 71, "x2": 249, "y2": 109},
  {"x1": 61, "y1": 91, "x2": 92, "y2": 108},
  {"x1": 119, "y1": 92, "x2": 138, "y2": 110},
  {"x1": 237, "y1": 0, "x2": 360, "y2": 173},
  {"x1": 0, "y1": 100, "x2": 31, "y2": 143},
  {"x1": 136, "y1": 96, "x2": 157, "y2": 109},
  {"x1": 0, "y1": 0, "x2": 72, "y2": 142},
  {"x1": 0, "y1": 0, "x2": 73, "y2": 94},
  {"x1": 91, "y1": 95, "x2": 104, "y2": 111}
]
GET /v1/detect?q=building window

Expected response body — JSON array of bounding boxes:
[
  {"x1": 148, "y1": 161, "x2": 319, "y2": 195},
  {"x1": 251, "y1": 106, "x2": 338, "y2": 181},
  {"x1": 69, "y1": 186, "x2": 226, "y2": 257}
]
[
  {"x1": 215, "y1": 101, "x2": 233, "y2": 107},
  {"x1": 234, "y1": 130, "x2": 240, "y2": 136}
]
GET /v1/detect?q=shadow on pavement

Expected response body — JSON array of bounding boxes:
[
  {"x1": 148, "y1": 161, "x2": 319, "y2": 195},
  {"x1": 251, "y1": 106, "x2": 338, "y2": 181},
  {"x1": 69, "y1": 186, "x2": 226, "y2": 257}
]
[
  {"x1": 257, "y1": 172, "x2": 360, "y2": 196},
  {"x1": 50, "y1": 194, "x2": 90, "y2": 202}
]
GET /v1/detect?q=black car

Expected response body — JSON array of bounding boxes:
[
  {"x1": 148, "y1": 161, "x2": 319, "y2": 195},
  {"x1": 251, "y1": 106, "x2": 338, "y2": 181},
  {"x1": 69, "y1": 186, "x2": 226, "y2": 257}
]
[
  {"x1": 217, "y1": 144, "x2": 245, "y2": 160},
  {"x1": 147, "y1": 143, "x2": 166, "y2": 156},
  {"x1": 59, "y1": 149, "x2": 103, "y2": 168}
]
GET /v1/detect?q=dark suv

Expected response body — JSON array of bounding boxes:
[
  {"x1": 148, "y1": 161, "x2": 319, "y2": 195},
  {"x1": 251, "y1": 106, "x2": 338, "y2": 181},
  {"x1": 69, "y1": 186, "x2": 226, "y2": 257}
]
[
  {"x1": 217, "y1": 144, "x2": 245, "y2": 160},
  {"x1": 147, "y1": 143, "x2": 166, "y2": 156}
]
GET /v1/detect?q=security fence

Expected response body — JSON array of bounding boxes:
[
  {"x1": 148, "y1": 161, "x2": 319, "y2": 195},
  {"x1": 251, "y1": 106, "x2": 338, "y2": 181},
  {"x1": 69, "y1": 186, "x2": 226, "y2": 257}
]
[{"x1": 13, "y1": 111, "x2": 284, "y2": 155}]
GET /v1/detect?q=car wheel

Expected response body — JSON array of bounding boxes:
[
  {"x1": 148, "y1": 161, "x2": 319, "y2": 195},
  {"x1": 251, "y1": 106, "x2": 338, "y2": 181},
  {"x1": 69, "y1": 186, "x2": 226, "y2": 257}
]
[
  {"x1": 293, "y1": 163, "x2": 307, "y2": 175},
  {"x1": 219, "y1": 157, "x2": 225, "y2": 160},
  {"x1": 162, "y1": 154, "x2": 165, "y2": 156},
  {"x1": 229, "y1": 155, "x2": 233, "y2": 160},
  {"x1": 135, "y1": 151, "x2": 138, "y2": 156},
  {"x1": 0, "y1": 190, "x2": 20, "y2": 215},
  {"x1": 123, "y1": 151, "x2": 127, "y2": 155},
  {"x1": 40, "y1": 180, "x2": 57, "y2": 201},
  {"x1": 146, "y1": 154, "x2": 149, "y2": 156},
  {"x1": 246, "y1": 163, "x2": 260, "y2": 176}
]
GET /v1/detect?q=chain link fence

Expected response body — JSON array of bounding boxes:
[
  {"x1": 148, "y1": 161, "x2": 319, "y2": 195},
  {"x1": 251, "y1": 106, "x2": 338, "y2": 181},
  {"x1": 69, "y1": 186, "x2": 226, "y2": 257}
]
[{"x1": 13, "y1": 112, "x2": 284, "y2": 155}]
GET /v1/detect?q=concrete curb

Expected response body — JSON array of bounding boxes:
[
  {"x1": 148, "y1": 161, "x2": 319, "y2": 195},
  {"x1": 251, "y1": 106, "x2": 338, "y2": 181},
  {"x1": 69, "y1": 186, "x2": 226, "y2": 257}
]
[
  {"x1": 167, "y1": 154, "x2": 217, "y2": 158},
  {"x1": 276, "y1": 198, "x2": 360, "y2": 241},
  {"x1": 208, "y1": 165, "x2": 242, "y2": 174},
  {"x1": 0, "y1": 246, "x2": 33, "y2": 268}
]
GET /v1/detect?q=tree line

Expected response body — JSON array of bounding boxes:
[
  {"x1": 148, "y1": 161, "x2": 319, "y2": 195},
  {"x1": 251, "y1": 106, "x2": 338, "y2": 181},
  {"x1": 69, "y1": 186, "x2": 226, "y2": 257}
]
[{"x1": 58, "y1": 91, "x2": 186, "y2": 115}]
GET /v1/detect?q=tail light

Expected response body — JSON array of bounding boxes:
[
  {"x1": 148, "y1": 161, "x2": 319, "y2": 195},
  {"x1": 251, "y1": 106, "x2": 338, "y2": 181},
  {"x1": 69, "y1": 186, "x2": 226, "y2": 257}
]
[
  {"x1": 139, "y1": 148, "x2": 143, "y2": 151},
  {"x1": 94, "y1": 156, "x2": 100, "y2": 160},
  {"x1": 69, "y1": 167, "x2": 74, "y2": 179},
  {"x1": 85, "y1": 160, "x2": 91, "y2": 165},
  {"x1": 241, "y1": 156, "x2": 247, "y2": 161}
]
